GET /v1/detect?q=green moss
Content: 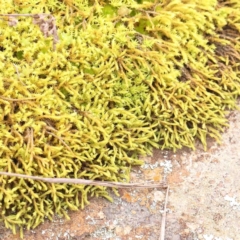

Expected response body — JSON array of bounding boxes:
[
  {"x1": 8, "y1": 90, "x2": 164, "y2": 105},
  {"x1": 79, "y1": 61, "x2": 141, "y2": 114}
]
[
  {"x1": 102, "y1": 4, "x2": 118, "y2": 16},
  {"x1": 0, "y1": 0, "x2": 240, "y2": 236}
]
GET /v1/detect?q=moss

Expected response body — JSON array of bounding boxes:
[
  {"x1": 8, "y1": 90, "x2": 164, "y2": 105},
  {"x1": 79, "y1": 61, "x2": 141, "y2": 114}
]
[{"x1": 0, "y1": 0, "x2": 240, "y2": 236}]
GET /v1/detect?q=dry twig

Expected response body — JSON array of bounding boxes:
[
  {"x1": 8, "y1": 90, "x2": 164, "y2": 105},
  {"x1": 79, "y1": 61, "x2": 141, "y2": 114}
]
[
  {"x1": 0, "y1": 171, "x2": 168, "y2": 189},
  {"x1": 159, "y1": 186, "x2": 169, "y2": 240}
]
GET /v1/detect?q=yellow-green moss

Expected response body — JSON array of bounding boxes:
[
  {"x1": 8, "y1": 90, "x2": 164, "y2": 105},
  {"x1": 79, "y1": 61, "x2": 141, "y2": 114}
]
[{"x1": 0, "y1": 0, "x2": 240, "y2": 236}]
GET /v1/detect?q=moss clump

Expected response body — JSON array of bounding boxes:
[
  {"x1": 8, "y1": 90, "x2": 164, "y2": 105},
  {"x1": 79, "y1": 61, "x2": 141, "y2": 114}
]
[{"x1": 0, "y1": 0, "x2": 240, "y2": 236}]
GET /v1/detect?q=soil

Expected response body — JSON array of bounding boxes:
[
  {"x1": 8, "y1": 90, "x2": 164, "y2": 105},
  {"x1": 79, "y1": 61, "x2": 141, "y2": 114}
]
[{"x1": 0, "y1": 108, "x2": 240, "y2": 240}]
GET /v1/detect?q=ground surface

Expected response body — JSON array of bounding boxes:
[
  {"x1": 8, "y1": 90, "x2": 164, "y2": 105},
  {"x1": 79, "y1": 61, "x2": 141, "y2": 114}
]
[{"x1": 1, "y1": 107, "x2": 240, "y2": 240}]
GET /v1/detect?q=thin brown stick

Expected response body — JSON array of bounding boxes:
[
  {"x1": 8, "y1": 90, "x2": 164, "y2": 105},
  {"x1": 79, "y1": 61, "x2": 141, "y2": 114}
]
[
  {"x1": 159, "y1": 186, "x2": 169, "y2": 240},
  {"x1": 0, "y1": 171, "x2": 167, "y2": 189}
]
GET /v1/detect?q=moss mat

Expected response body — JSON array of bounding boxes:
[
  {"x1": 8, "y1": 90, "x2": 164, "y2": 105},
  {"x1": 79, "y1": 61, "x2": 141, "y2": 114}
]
[{"x1": 0, "y1": 0, "x2": 240, "y2": 236}]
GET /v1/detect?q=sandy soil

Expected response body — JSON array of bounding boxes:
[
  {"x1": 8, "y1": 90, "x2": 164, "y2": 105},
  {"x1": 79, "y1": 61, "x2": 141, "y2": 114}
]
[{"x1": 1, "y1": 108, "x2": 240, "y2": 240}]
